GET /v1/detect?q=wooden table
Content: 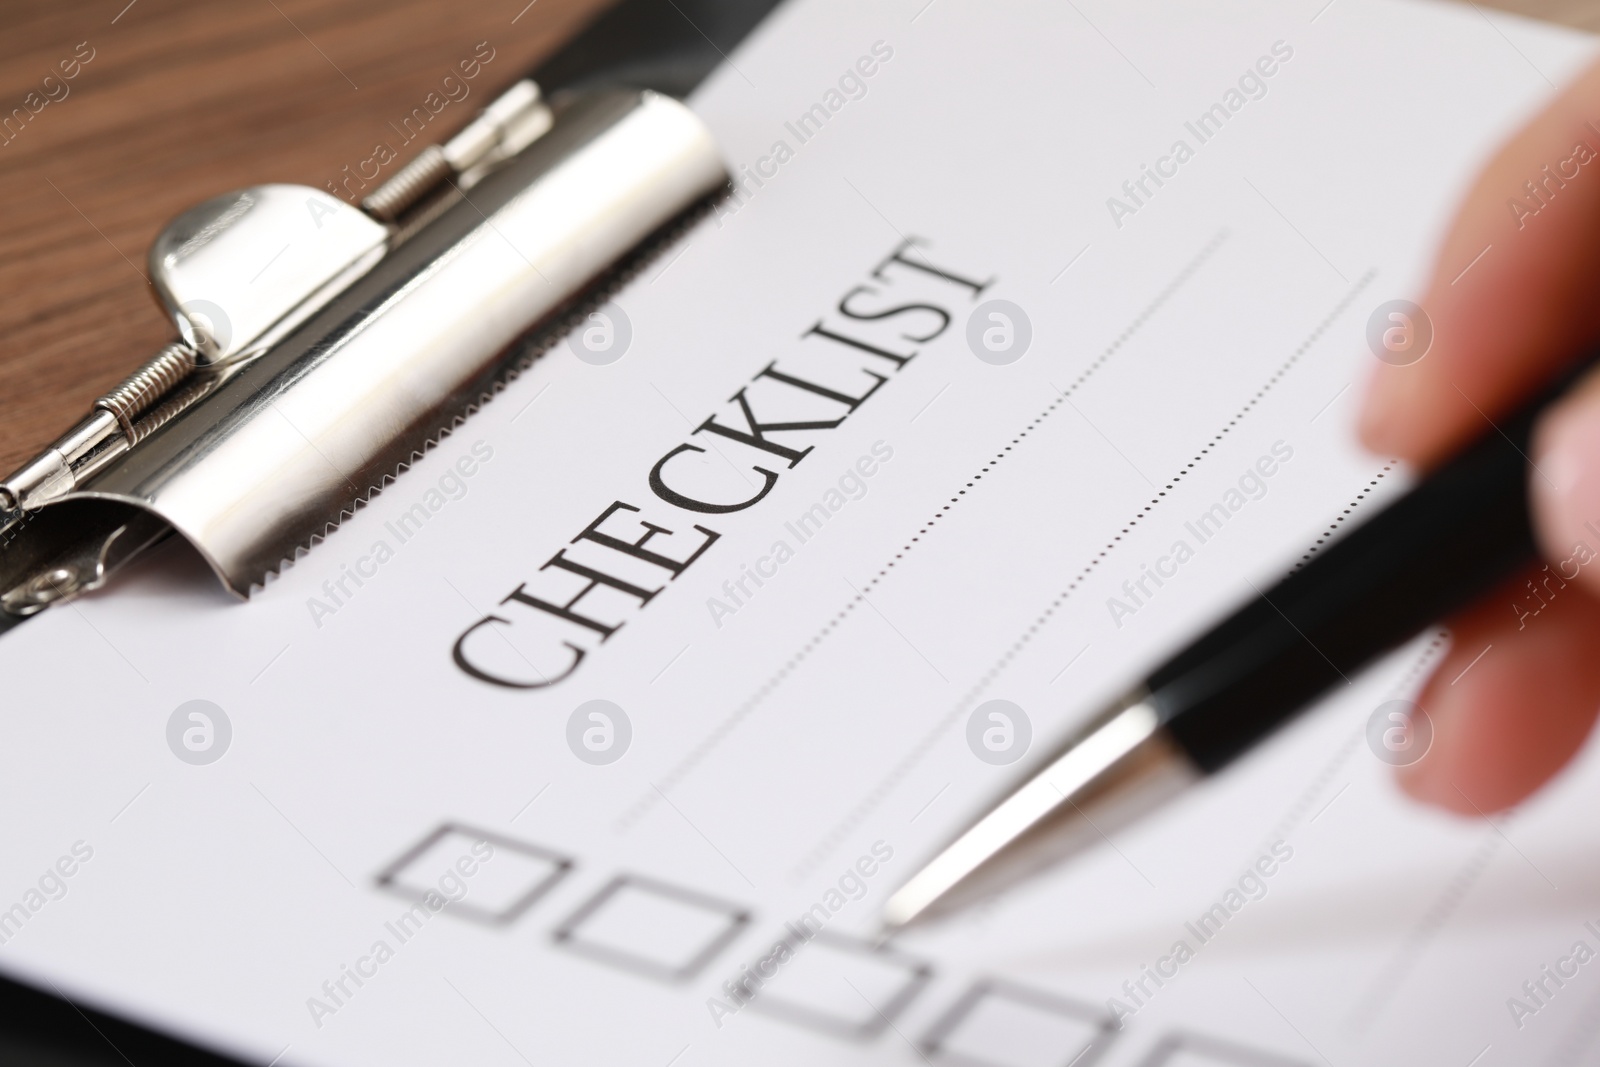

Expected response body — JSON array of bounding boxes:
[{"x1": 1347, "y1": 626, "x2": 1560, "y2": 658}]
[{"x1": 0, "y1": 0, "x2": 1594, "y2": 474}]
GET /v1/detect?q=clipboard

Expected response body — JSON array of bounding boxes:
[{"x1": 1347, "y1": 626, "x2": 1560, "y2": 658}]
[{"x1": 0, "y1": 0, "x2": 783, "y2": 1059}]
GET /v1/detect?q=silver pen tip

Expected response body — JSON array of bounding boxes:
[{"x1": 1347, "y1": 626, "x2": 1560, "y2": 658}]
[{"x1": 880, "y1": 693, "x2": 1196, "y2": 931}]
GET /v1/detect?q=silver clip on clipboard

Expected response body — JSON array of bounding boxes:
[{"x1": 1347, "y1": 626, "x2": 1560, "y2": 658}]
[{"x1": 0, "y1": 80, "x2": 727, "y2": 616}]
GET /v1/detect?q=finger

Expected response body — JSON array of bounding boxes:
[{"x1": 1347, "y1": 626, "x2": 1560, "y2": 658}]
[
  {"x1": 1360, "y1": 59, "x2": 1600, "y2": 470},
  {"x1": 1398, "y1": 565, "x2": 1600, "y2": 814},
  {"x1": 1531, "y1": 365, "x2": 1600, "y2": 601}
]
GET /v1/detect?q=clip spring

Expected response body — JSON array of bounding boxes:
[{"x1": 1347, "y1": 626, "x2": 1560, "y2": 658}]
[
  {"x1": 363, "y1": 80, "x2": 551, "y2": 221},
  {"x1": 0, "y1": 342, "x2": 200, "y2": 513},
  {"x1": 95, "y1": 342, "x2": 197, "y2": 441}
]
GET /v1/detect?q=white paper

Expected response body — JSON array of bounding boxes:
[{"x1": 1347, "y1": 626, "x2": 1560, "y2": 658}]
[{"x1": 1, "y1": 2, "x2": 1596, "y2": 1065}]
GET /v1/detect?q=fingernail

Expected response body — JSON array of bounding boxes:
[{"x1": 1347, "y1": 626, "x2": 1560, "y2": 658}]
[{"x1": 1531, "y1": 394, "x2": 1600, "y2": 566}]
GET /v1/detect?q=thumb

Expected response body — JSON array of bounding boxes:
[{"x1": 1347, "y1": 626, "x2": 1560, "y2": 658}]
[{"x1": 1531, "y1": 366, "x2": 1600, "y2": 594}]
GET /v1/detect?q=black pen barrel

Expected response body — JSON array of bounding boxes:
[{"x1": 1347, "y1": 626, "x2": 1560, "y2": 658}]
[{"x1": 1150, "y1": 369, "x2": 1581, "y2": 772}]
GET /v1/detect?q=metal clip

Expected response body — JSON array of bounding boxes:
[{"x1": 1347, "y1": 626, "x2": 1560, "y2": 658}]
[{"x1": 1, "y1": 83, "x2": 726, "y2": 614}]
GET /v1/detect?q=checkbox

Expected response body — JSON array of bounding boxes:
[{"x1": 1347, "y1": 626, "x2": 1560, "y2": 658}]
[
  {"x1": 749, "y1": 931, "x2": 933, "y2": 1041},
  {"x1": 1134, "y1": 1031, "x2": 1311, "y2": 1067},
  {"x1": 921, "y1": 979, "x2": 1116, "y2": 1067},
  {"x1": 375, "y1": 823, "x2": 573, "y2": 926},
  {"x1": 551, "y1": 874, "x2": 751, "y2": 982}
]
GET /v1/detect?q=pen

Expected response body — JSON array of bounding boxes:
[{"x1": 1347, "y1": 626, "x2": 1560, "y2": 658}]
[{"x1": 882, "y1": 349, "x2": 1597, "y2": 932}]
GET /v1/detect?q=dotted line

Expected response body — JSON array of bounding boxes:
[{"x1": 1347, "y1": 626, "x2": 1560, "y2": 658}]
[
  {"x1": 1388, "y1": 629, "x2": 1449, "y2": 698},
  {"x1": 612, "y1": 231, "x2": 1231, "y2": 832},
  {"x1": 1290, "y1": 462, "x2": 1395, "y2": 571},
  {"x1": 788, "y1": 272, "x2": 1378, "y2": 878},
  {"x1": 853, "y1": 228, "x2": 1230, "y2": 602}
]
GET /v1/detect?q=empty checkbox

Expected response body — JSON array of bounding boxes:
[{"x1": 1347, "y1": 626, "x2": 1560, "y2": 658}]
[
  {"x1": 1134, "y1": 1031, "x2": 1310, "y2": 1067},
  {"x1": 921, "y1": 979, "x2": 1116, "y2": 1067},
  {"x1": 748, "y1": 931, "x2": 933, "y2": 1041},
  {"x1": 551, "y1": 873, "x2": 751, "y2": 982},
  {"x1": 375, "y1": 823, "x2": 572, "y2": 926}
]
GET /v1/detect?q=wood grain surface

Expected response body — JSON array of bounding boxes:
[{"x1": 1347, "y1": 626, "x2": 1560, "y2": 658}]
[{"x1": 0, "y1": 0, "x2": 1594, "y2": 475}]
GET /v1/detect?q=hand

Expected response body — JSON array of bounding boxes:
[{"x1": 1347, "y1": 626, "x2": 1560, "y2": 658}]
[{"x1": 1360, "y1": 59, "x2": 1600, "y2": 814}]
